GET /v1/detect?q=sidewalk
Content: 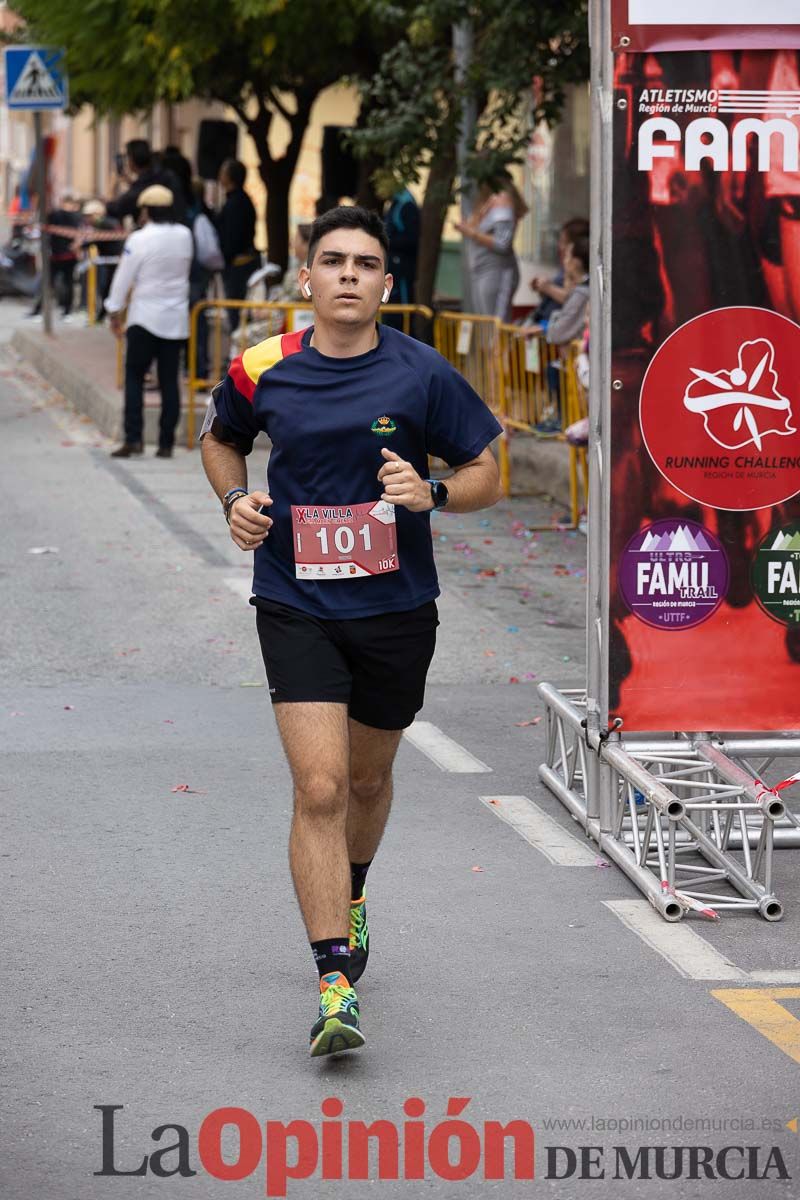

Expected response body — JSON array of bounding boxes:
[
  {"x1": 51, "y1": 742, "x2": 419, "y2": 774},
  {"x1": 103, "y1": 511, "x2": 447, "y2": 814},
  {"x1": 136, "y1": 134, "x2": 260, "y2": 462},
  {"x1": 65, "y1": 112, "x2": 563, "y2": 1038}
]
[{"x1": 10, "y1": 318, "x2": 576, "y2": 506}]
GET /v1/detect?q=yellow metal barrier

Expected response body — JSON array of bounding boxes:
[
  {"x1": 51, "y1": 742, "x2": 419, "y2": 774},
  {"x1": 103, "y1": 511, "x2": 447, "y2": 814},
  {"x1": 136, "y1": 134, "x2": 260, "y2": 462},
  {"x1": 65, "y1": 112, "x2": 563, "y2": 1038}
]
[
  {"x1": 498, "y1": 324, "x2": 568, "y2": 433},
  {"x1": 433, "y1": 312, "x2": 510, "y2": 495},
  {"x1": 187, "y1": 299, "x2": 434, "y2": 447},
  {"x1": 562, "y1": 341, "x2": 589, "y2": 528},
  {"x1": 433, "y1": 314, "x2": 587, "y2": 526},
  {"x1": 86, "y1": 245, "x2": 97, "y2": 327}
]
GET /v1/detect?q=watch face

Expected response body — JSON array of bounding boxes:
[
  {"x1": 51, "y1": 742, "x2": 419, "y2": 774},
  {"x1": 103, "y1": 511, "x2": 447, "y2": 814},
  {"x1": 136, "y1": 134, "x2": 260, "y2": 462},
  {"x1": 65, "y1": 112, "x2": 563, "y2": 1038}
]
[{"x1": 432, "y1": 481, "x2": 448, "y2": 508}]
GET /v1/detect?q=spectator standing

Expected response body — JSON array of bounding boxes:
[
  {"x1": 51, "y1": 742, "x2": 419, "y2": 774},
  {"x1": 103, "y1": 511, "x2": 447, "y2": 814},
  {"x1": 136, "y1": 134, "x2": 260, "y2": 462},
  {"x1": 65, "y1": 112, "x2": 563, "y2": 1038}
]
[
  {"x1": 455, "y1": 170, "x2": 529, "y2": 320},
  {"x1": 105, "y1": 185, "x2": 193, "y2": 458},
  {"x1": 536, "y1": 234, "x2": 590, "y2": 434},
  {"x1": 546, "y1": 235, "x2": 590, "y2": 348},
  {"x1": 216, "y1": 158, "x2": 258, "y2": 335},
  {"x1": 188, "y1": 178, "x2": 224, "y2": 381},
  {"x1": 528, "y1": 216, "x2": 589, "y2": 332},
  {"x1": 384, "y1": 186, "x2": 420, "y2": 305},
  {"x1": 80, "y1": 199, "x2": 125, "y2": 322},
  {"x1": 106, "y1": 139, "x2": 186, "y2": 225},
  {"x1": 29, "y1": 194, "x2": 81, "y2": 320}
]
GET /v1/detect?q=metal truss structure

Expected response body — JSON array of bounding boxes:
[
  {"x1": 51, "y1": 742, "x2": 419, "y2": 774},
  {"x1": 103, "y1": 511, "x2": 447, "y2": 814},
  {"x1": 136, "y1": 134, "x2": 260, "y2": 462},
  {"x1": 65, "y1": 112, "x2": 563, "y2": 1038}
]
[
  {"x1": 542, "y1": 3, "x2": 800, "y2": 924},
  {"x1": 538, "y1": 685, "x2": 800, "y2": 922}
]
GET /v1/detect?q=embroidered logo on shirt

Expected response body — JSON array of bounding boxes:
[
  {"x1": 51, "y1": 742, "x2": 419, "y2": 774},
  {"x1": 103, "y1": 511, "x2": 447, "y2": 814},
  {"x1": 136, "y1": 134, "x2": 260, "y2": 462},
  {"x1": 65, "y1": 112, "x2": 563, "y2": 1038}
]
[{"x1": 371, "y1": 415, "x2": 397, "y2": 436}]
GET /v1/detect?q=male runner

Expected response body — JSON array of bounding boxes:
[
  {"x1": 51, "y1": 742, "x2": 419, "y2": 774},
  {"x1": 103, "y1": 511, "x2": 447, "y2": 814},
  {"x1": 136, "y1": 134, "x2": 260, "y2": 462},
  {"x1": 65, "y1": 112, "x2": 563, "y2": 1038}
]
[{"x1": 200, "y1": 206, "x2": 502, "y2": 1057}]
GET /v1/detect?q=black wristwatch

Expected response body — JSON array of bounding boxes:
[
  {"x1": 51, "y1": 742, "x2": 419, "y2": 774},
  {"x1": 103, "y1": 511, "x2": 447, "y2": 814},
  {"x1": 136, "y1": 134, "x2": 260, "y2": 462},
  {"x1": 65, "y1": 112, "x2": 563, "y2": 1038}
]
[{"x1": 427, "y1": 479, "x2": 449, "y2": 510}]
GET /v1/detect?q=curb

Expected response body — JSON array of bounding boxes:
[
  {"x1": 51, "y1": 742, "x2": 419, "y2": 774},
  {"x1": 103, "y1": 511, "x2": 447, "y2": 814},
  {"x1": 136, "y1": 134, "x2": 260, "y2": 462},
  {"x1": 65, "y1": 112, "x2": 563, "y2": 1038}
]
[{"x1": 10, "y1": 327, "x2": 203, "y2": 447}]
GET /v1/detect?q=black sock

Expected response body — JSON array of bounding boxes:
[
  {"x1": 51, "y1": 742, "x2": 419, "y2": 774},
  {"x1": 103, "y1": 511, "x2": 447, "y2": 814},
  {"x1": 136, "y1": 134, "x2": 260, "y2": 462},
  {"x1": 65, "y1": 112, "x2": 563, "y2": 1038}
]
[
  {"x1": 350, "y1": 860, "x2": 372, "y2": 902},
  {"x1": 311, "y1": 938, "x2": 351, "y2": 983}
]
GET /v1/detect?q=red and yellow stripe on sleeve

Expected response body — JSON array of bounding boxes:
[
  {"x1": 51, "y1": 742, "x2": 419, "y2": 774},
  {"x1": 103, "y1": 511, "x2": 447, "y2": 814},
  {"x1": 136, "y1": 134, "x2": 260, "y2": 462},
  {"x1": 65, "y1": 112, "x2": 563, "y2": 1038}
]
[{"x1": 227, "y1": 330, "x2": 306, "y2": 404}]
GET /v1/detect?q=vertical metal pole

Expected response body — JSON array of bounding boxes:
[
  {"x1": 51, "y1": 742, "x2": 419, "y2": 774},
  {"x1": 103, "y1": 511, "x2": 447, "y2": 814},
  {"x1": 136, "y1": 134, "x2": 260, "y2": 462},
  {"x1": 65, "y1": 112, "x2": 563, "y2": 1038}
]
[
  {"x1": 586, "y1": 0, "x2": 614, "y2": 825},
  {"x1": 34, "y1": 111, "x2": 52, "y2": 335},
  {"x1": 453, "y1": 20, "x2": 476, "y2": 312}
]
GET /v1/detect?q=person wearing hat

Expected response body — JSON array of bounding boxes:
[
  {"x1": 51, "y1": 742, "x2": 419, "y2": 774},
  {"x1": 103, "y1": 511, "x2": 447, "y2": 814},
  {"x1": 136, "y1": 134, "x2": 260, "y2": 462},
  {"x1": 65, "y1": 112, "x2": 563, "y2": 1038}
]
[{"x1": 105, "y1": 184, "x2": 193, "y2": 458}]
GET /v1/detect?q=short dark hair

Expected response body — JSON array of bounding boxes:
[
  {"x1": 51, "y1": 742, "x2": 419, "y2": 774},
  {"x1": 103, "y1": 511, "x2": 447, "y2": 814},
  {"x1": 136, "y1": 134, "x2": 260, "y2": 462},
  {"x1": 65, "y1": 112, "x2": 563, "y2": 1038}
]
[
  {"x1": 221, "y1": 158, "x2": 246, "y2": 188},
  {"x1": 144, "y1": 204, "x2": 176, "y2": 224},
  {"x1": 307, "y1": 205, "x2": 389, "y2": 267},
  {"x1": 126, "y1": 139, "x2": 152, "y2": 171},
  {"x1": 561, "y1": 217, "x2": 589, "y2": 243},
  {"x1": 569, "y1": 234, "x2": 590, "y2": 272}
]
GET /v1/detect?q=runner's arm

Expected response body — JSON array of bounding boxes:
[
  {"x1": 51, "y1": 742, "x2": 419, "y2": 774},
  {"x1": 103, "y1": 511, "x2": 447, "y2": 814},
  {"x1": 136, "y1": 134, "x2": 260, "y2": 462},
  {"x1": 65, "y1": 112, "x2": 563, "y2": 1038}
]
[
  {"x1": 379, "y1": 445, "x2": 501, "y2": 513},
  {"x1": 200, "y1": 430, "x2": 272, "y2": 551},
  {"x1": 443, "y1": 445, "x2": 503, "y2": 512}
]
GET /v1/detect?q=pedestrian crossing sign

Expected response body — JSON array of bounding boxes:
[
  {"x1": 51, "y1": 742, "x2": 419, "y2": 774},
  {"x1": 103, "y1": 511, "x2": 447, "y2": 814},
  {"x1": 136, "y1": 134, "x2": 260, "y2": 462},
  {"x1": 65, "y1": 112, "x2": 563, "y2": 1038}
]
[{"x1": 3, "y1": 46, "x2": 68, "y2": 111}]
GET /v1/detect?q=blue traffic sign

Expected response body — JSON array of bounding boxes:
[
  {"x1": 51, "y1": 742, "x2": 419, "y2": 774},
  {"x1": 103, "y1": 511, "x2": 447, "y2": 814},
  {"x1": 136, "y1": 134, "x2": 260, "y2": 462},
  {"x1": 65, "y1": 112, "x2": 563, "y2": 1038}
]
[{"x1": 3, "y1": 46, "x2": 68, "y2": 111}]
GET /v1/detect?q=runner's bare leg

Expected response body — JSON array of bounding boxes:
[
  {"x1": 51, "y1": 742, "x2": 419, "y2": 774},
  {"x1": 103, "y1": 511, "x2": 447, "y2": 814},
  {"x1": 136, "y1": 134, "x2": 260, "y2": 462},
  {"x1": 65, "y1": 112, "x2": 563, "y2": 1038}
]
[
  {"x1": 274, "y1": 702, "x2": 351, "y2": 942},
  {"x1": 346, "y1": 717, "x2": 403, "y2": 865}
]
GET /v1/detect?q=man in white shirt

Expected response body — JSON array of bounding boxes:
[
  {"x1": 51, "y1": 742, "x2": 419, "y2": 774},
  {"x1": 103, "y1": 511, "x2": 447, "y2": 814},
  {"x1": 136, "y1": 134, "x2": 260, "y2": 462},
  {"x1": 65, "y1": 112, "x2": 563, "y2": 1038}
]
[{"x1": 105, "y1": 184, "x2": 193, "y2": 458}]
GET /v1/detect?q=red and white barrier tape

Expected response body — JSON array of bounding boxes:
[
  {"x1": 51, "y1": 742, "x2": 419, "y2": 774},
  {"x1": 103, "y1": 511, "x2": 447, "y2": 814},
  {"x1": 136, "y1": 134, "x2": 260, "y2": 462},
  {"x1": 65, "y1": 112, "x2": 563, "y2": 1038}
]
[
  {"x1": 755, "y1": 770, "x2": 800, "y2": 806},
  {"x1": 661, "y1": 881, "x2": 719, "y2": 920}
]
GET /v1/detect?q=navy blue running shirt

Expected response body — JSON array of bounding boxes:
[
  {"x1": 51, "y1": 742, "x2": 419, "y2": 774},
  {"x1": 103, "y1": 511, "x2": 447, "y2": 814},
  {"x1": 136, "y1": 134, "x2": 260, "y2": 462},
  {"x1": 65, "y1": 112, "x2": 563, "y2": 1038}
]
[{"x1": 205, "y1": 323, "x2": 502, "y2": 618}]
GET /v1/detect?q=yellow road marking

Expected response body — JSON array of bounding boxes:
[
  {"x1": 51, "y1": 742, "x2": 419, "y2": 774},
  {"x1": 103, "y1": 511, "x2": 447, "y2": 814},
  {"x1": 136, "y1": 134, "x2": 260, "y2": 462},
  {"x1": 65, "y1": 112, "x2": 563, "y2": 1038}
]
[{"x1": 711, "y1": 988, "x2": 800, "y2": 1066}]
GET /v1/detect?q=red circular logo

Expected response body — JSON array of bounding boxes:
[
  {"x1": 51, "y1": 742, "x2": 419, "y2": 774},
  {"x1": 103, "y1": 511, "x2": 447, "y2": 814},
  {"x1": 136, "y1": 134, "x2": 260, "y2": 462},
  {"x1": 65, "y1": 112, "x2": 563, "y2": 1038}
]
[{"x1": 639, "y1": 307, "x2": 800, "y2": 510}]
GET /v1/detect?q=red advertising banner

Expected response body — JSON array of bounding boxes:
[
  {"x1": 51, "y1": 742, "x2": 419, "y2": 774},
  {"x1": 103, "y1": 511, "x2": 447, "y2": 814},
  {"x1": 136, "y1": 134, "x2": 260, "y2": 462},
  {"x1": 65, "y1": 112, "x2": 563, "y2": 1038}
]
[
  {"x1": 611, "y1": 0, "x2": 800, "y2": 52},
  {"x1": 610, "y1": 45, "x2": 800, "y2": 730}
]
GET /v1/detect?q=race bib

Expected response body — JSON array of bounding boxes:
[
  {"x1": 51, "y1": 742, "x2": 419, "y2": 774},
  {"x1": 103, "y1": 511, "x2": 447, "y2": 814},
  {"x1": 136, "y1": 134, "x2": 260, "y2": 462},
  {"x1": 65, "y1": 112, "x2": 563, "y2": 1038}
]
[{"x1": 291, "y1": 500, "x2": 399, "y2": 580}]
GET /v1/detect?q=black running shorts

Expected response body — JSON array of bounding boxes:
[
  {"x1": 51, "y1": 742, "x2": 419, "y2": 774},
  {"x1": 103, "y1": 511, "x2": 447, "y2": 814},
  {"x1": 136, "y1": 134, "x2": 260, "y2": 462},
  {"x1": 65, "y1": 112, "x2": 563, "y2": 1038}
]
[{"x1": 253, "y1": 597, "x2": 439, "y2": 730}]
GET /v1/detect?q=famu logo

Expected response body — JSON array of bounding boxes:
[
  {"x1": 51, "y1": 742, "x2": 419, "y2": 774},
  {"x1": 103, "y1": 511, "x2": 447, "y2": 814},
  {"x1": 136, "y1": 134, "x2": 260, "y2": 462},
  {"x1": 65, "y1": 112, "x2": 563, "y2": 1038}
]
[
  {"x1": 752, "y1": 522, "x2": 800, "y2": 627},
  {"x1": 371, "y1": 415, "x2": 397, "y2": 437},
  {"x1": 618, "y1": 519, "x2": 729, "y2": 630}
]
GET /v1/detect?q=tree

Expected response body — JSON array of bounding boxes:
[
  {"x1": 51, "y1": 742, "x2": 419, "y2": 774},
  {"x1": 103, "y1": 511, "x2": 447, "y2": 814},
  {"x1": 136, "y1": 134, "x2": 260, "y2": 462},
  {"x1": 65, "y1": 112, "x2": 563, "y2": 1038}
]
[
  {"x1": 12, "y1": 0, "x2": 401, "y2": 269},
  {"x1": 352, "y1": 1, "x2": 590, "y2": 306}
]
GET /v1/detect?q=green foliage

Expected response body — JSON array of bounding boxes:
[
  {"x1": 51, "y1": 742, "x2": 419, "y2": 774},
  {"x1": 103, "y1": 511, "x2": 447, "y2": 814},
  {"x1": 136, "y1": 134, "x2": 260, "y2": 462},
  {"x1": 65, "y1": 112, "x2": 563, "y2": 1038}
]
[
  {"x1": 352, "y1": 0, "x2": 589, "y2": 195},
  {"x1": 11, "y1": 0, "x2": 382, "y2": 116}
]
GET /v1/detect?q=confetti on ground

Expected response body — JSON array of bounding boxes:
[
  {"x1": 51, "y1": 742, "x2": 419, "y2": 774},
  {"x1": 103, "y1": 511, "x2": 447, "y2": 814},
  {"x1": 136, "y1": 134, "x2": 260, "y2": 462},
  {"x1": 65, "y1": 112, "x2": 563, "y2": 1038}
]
[
  {"x1": 514, "y1": 717, "x2": 542, "y2": 727},
  {"x1": 240, "y1": 681, "x2": 263, "y2": 687},
  {"x1": 484, "y1": 649, "x2": 496, "y2": 656},
  {"x1": 509, "y1": 676, "x2": 520, "y2": 683},
  {"x1": 507, "y1": 625, "x2": 519, "y2": 633},
  {"x1": 595, "y1": 857, "x2": 611, "y2": 868},
  {"x1": 471, "y1": 865, "x2": 484, "y2": 872},
  {"x1": 28, "y1": 546, "x2": 59, "y2": 555},
  {"x1": 170, "y1": 783, "x2": 207, "y2": 794},
  {"x1": 63, "y1": 705, "x2": 75, "y2": 711},
  {"x1": 163, "y1": 719, "x2": 174, "y2": 724}
]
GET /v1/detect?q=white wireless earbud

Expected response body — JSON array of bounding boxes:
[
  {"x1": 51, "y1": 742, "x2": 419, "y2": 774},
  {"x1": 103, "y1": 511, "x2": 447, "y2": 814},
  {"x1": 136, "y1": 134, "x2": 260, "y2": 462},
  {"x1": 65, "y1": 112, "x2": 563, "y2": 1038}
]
[
  {"x1": 381, "y1": 287, "x2": 390, "y2": 304},
  {"x1": 303, "y1": 283, "x2": 312, "y2": 299}
]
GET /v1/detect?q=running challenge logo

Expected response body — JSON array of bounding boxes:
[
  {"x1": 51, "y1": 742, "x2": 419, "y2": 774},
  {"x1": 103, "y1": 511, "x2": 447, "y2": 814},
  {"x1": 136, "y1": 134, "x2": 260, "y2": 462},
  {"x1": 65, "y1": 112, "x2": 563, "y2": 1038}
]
[
  {"x1": 683, "y1": 339, "x2": 795, "y2": 453},
  {"x1": 638, "y1": 88, "x2": 800, "y2": 173},
  {"x1": 639, "y1": 307, "x2": 800, "y2": 510}
]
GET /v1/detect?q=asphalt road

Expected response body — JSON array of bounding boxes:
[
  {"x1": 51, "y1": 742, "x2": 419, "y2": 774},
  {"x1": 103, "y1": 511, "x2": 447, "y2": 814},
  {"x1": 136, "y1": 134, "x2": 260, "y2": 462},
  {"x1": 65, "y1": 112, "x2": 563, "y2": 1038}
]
[{"x1": 1, "y1": 333, "x2": 798, "y2": 1200}]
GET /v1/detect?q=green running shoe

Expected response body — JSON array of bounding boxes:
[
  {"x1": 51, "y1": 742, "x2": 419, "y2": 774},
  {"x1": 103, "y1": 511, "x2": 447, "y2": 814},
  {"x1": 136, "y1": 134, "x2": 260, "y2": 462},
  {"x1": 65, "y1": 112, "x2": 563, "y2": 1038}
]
[
  {"x1": 309, "y1": 972, "x2": 365, "y2": 1057},
  {"x1": 348, "y1": 894, "x2": 369, "y2": 983}
]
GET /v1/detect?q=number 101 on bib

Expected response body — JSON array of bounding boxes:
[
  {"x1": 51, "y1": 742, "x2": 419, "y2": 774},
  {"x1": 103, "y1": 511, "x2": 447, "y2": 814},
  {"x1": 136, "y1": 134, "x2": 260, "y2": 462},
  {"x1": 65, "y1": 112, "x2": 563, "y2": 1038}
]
[{"x1": 291, "y1": 500, "x2": 400, "y2": 580}]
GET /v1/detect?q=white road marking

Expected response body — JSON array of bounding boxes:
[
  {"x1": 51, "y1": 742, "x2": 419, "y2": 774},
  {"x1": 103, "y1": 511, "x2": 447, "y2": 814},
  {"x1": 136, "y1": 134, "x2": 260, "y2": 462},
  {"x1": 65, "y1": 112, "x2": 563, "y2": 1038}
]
[
  {"x1": 604, "y1": 900, "x2": 748, "y2": 980},
  {"x1": 480, "y1": 794, "x2": 598, "y2": 865},
  {"x1": 223, "y1": 576, "x2": 253, "y2": 600},
  {"x1": 749, "y1": 970, "x2": 800, "y2": 985},
  {"x1": 403, "y1": 721, "x2": 492, "y2": 773}
]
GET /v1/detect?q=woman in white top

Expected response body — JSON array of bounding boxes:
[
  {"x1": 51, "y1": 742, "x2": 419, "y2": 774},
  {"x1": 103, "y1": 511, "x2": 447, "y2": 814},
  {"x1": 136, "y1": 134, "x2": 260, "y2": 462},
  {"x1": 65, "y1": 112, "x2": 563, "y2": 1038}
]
[
  {"x1": 455, "y1": 170, "x2": 529, "y2": 321},
  {"x1": 105, "y1": 184, "x2": 193, "y2": 458}
]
